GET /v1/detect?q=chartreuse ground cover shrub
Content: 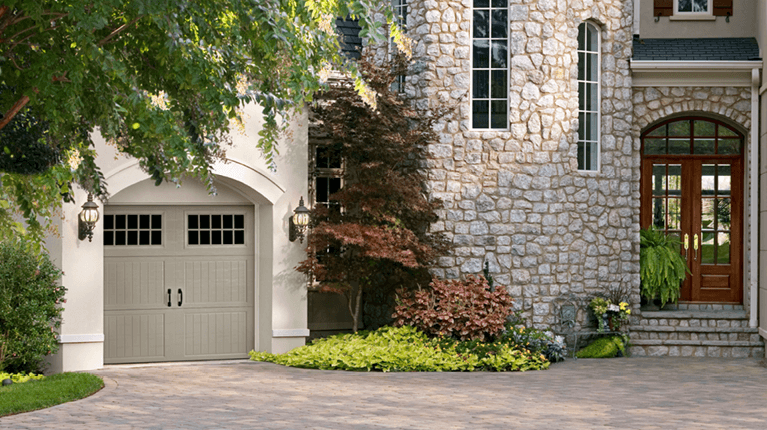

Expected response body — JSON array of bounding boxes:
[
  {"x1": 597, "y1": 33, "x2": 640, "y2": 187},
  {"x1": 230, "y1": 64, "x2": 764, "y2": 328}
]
[
  {"x1": 575, "y1": 335, "x2": 630, "y2": 359},
  {"x1": 250, "y1": 326, "x2": 549, "y2": 372},
  {"x1": 0, "y1": 372, "x2": 103, "y2": 417},
  {"x1": 0, "y1": 241, "x2": 67, "y2": 373}
]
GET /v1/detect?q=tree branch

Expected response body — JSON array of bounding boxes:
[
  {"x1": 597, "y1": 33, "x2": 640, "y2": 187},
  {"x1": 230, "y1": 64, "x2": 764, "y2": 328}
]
[
  {"x1": 98, "y1": 15, "x2": 143, "y2": 46},
  {"x1": 0, "y1": 95, "x2": 30, "y2": 131}
]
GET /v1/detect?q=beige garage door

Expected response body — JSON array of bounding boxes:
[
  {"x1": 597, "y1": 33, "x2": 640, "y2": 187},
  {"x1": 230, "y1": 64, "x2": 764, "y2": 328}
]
[{"x1": 104, "y1": 205, "x2": 255, "y2": 364}]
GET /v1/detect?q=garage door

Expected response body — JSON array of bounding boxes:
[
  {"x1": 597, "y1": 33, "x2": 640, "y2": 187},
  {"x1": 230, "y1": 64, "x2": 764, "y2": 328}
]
[{"x1": 104, "y1": 205, "x2": 255, "y2": 364}]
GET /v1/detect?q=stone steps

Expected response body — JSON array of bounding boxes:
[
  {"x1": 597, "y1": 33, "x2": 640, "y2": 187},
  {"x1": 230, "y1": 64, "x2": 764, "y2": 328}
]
[{"x1": 628, "y1": 310, "x2": 764, "y2": 358}]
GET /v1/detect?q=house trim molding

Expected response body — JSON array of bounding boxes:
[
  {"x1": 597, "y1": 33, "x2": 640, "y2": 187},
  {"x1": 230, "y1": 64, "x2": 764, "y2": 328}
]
[
  {"x1": 631, "y1": 61, "x2": 763, "y2": 87},
  {"x1": 272, "y1": 329, "x2": 310, "y2": 338},
  {"x1": 58, "y1": 334, "x2": 105, "y2": 344}
]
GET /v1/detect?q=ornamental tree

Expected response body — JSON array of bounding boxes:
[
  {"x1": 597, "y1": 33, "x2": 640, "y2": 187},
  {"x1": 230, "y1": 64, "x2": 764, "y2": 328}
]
[
  {"x1": 0, "y1": 0, "x2": 407, "y2": 249},
  {"x1": 296, "y1": 52, "x2": 449, "y2": 332}
]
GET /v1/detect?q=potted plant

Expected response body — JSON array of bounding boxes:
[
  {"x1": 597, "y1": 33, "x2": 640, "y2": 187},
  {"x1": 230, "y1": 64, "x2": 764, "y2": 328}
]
[
  {"x1": 589, "y1": 297, "x2": 631, "y2": 333},
  {"x1": 639, "y1": 227, "x2": 689, "y2": 309}
]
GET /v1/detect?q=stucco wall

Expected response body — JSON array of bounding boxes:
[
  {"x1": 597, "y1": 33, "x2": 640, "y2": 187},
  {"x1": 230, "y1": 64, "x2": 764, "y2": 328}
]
[
  {"x1": 638, "y1": 0, "x2": 757, "y2": 39},
  {"x1": 47, "y1": 103, "x2": 309, "y2": 372}
]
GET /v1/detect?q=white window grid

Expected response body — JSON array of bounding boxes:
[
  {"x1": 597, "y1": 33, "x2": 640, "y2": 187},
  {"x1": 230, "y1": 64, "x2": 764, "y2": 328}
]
[
  {"x1": 577, "y1": 21, "x2": 600, "y2": 172},
  {"x1": 470, "y1": 0, "x2": 509, "y2": 130},
  {"x1": 674, "y1": 0, "x2": 712, "y2": 16},
  {"x1": 391, "y1": 0, "x2": 408, "y2": 92}
]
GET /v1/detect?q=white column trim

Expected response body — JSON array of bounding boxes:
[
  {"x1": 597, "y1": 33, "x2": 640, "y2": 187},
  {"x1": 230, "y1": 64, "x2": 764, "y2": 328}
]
[
  {"x1": 749, "y1": 67, "x2": 760, "y2": 328},
  {"x1": 272, "y1": 329, "x2": 310, "y2": 338},
  {"x1": 58, "y1": 334, "x2": 105, "y2": 344}
]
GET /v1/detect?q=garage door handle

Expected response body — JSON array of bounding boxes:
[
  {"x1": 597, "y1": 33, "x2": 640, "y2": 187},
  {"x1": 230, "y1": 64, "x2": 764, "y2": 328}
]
[
  {"x1": 167, "y1": 289, "x2": 171, "y2": 307},
  {"x1": 178, "y1": 289, "x2": 183, "y2": 307}
]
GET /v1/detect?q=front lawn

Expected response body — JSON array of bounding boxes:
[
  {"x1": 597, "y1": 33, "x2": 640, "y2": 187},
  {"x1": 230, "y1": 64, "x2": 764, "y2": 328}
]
[
  {"x1": 250, "y1": 325, "x2": 561, "y2": 372},
  {"x1": 0, "y1": 372, "x2": 104, "y2": 417}
]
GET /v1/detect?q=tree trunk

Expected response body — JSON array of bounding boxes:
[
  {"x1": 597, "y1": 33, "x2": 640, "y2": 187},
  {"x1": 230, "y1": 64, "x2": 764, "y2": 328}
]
[{"x1": 347, "y1": 284, "x2": 363, "y2": 333}]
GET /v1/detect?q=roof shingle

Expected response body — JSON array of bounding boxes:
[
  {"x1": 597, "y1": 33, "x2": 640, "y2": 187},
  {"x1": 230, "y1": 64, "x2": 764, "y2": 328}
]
[{"x1": 632, "y1": 37, "x2": 760, "y2": 62}]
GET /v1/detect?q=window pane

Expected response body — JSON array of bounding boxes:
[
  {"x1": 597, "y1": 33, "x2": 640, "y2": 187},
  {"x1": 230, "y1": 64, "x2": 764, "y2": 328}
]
[
  {"x1": 717, "y1": 198, "x2": 731, "y2": 230},
  {"x1": 491, "y1": 100, "x2": 507, "y2": 129},
  {"x1": 329, "y1": 178, "x2": 342, "y2": 194},
  {"x1": 139, "y1": 214, "x2": 150, "y2": 229},
  {"x1": 199, "y1": 215, "x2": 210, "y2": 229},
  {"x1": 234, "y1": 230, "x2": 245, "y2": 245},
  {"x1": 587, "y1": 82, "x2": 598, "y2": 112},
  {"x1": 491, "y1": 9, "x2": 507, "y2": 39},
  {"x1": 152, "y1": 214, "x2": 162, "y2": 229},
  {"x1": 127, "y1": 215, "x2": 138, "y2": 230},
  {"x1": 235, "y1": 215, "x2": 244, "y2": 229},
  {"x1": 491, "y1": 40, "x2": 507, "y2": 68},
  {"x1": 701, "y1": 197, "x2": 715, "y2": 229},
  {"x1": 701, "y1": 230, "x2": 716, "y2": 264},
  {"x1": 652, "y1": 198, "x2": 666, "y2": 228},
  {"x1": 694, "y1": 120, "x2": 715, "y2": 136},
  {"x1": 647, "y1": 125, "x2": 666, "y2": 137},
  {"x1": 701, "y1": 164, "x2": 716, "y2": 196},
  {"x1": 716, "y1": 232, "x2": 731, "y2": 264},
  {"x1": 115, "y1": 231, "x2": 126, "y2": 246},
  {"x1": 212, "y1": 230, "x2": 222, "y2": 245},
  {"x1": 652, "y1": 165, "x2": 667, "y2": 194},
  {"x1": 719, "y1": 126, "x2": 738, "y2": 137},
  {"x1": 587, "y1": 24, "x2": 598, "y2": 50},
  {"x1": 668, "y1": 120, "x2": 690, "y2": 136},
  {"x1": 223, "y1": 214, "x2": 233, "y2": 229},
  {"x1": 717, "y1": 165, "x2": 731, "y2": 195},
  {"x1": 188, "y1": 215, "x2": 198, "y2": 229},
  {"x1": 104, "y1": 215, "x2": 114, "y2": 230},
  {"x1": 223, "y1": 230, "x2": 233, "y2": 244},
  {"x1": 115, "y1": 215, "x2": 126, "y2": 230},
  {"x1": 668, "y1": 138, "x2": 690, "y2": 155},
  {"x1": 668, "y1": 198, "x2": 681, "y2": 230},
  {"x1": 578, "y1": 82, "x2": 585, "y2": 110},
  {"x1": 694, "y1": 139, "x2": 715, "y2": 154},
  {"x1": 139, "y1": 230, "x2": 150, "y2": 245},
  {"x1": 585, "y1": 141, "x2": 598, "y2": 170},
  {"x1": 473, "y1": 70, "x2": 489, "y2": 99},
  {"x1": 587, "y1": 53, "x2": 598, "y2": 82},
  {"x1": 578, "y1": 22, "x2": 585, "y2": 48},
  {"x1": 667, "y1": 164, "x2": 682, "y2": 196},
  {"x1": 211, "y1": 215, "x2": 221, "y2": 229},
  {"x1": 152, "y1": 230, "x2": 162, "y2": 245},
  {"x1": 473, "y1": 40, "x2": 489, "y2": 68},
  {"x1": 678, "y1": 0, "x2": 692, "y2": 12},
  {"x1": 104, "y1": 231, "x2": 113, "y2": 246},
  {"x1": 127, "y1": 231, "x2": 138, "y2": 246},
  {"x1": 473, "y1": 100, "x2": 489, "y2": 129},
  {"x1": 188, "y1": 231, "x2": 198, "y2": 245},
  {"x1": 200, "y1": 230, "x2": 210, "y2": 245},
  {"x1": 578, "y1": 52, "x2": 585, "y2": 81},
  {"x1": 491, "y1": 70, "x2": 507, "y2": 99},
  {"x1": 693, "y1": 0, "x2": 708, "y2": 12},
  {"x1": 644, "y1": 138, "x2": 666, "y2": 155},
  {"x1": 474, "y1": 0, "x2": 489, "y2": 7},
  {"x1": 491, "y1": 0, "x2": 505, "y2": 6},
  {"x1": 473, "y1": 10, "x2": 488, "y2": 39},
  {"x1": 585, "y1": 112, "x2": 598, "y2": 141},
  {"x1": 718, "y1": 139, "x2": 741, "y2": 154}
]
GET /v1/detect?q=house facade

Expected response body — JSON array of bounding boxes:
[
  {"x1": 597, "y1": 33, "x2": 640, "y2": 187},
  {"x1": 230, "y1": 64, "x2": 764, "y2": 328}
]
[{"x1": 46, "y1": 0, "x2": 767, "y2": 372}]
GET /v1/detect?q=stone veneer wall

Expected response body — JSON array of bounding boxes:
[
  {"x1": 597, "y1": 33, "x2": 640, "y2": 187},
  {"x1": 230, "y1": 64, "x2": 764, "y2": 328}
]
[{"x1": 403, "y1": 0, "x2": 639, "y2": 330}]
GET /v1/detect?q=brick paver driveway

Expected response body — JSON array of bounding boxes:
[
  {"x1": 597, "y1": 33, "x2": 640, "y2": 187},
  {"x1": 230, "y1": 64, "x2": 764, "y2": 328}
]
[{"x1": 3, "y1": 358, "x2": 767, "y2": 429}]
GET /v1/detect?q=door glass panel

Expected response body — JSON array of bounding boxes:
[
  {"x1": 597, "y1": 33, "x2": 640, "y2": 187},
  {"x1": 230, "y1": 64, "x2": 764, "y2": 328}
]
[
  {"x1": 694, "y1": 120, "x2": 716, "y2": 136},
  {"x1": 717, "y1": 165, "x2": 731, "y2": 195},
  {"x1": 701, "y1": 164, "x2": 716, "y2": 196},
  {"x1": 694, "y1": 139, "x2": 715, "y2": 154},
  {"x1": 718, "y1": 126, "x2": 738, "y2": 137},
  {"x1": 717, "y1": 232, "x2": 731, "y2": 264},
  {"x1": 668, "y1": 138, "x2": 690, "y2": 155},
  {"x1": 701, "y1": 198, "x2": 715, "y2": 230},
  {"x1": 652, "y1": 165, "x2": 666, "y2": 193},
  {"x1": 652, "y1": 198, "x2": 667, "y2": 229},
  {"x1": 716, "y1": 197, "x2": 731, "y2": 230},
  {"x1": 667, "y1": 165, "x2": 681, "y2": 196},
  {"x1": 667, "y1": 199, "x2": 681, "y2": 230},
  {"x1": 700, "y1": 230, "x2": 716, "y2": 264}
]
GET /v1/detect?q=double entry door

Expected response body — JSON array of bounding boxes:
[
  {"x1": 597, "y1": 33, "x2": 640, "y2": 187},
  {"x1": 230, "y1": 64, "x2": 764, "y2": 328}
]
[{"x1": 641, "y1": 159, "x2": 743, "y2": 303}]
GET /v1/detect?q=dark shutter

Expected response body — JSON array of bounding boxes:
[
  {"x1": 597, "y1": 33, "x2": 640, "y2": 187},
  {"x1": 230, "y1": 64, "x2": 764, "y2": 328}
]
[
  {"x1": 653, "y1": 0, "x2": 673, "y2": 17},
  {"x1": 712, "y1": 0, "x2": 733, "y2": 16}
]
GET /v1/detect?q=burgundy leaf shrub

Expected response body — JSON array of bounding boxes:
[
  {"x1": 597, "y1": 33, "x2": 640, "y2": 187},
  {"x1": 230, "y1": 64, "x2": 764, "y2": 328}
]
[{"x1": 392, "y1": 275, "x2": 514, "y2": 341}]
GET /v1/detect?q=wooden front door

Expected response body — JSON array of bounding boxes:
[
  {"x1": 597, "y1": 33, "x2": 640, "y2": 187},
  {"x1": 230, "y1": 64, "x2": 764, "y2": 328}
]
[{"x1": 640, "y1": 118, "x2": 744, "y2": 303}]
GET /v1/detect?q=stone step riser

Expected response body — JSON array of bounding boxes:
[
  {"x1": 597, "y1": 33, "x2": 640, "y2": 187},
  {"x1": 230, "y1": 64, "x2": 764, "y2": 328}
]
[
  {"x1": 636, "y1": 320, "x2": 751, "y2": 328},
  {"x1": 630, "y1": 345, "x2": 764, "y2": 358},
  {"x1": 631, "y1": 332, "x2": 761, "y2": 342}
]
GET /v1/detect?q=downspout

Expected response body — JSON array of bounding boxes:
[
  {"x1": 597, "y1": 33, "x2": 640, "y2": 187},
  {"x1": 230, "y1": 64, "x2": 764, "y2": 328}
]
[{"x1": 750, "y1": 68, "x2": 760, "y2": 328}]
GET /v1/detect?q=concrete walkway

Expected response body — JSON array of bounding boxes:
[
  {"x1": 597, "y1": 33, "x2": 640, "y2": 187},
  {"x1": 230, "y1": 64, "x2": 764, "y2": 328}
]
[{"x1": 3, "y1": 358, "x2": 767, "y2": 429}]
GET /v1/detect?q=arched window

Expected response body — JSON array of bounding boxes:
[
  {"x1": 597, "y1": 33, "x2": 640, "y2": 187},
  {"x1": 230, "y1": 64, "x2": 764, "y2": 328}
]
[{"x1": 577, "y1": 22, "x2": 600, "y2": 171}]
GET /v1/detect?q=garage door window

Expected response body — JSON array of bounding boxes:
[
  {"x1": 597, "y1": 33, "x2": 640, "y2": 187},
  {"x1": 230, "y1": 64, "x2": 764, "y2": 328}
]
[
  {"x1": 188, "y1": 214, "x2": 245, "y2": 245},
  {"x1": 104, "y1": 214, "x2": 162, "y2": 246}
]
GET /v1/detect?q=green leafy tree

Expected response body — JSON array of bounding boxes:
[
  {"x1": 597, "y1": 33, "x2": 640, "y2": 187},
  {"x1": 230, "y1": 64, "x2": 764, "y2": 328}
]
[{"x1": 0, "y1": 0, "x2": 407, "y2": 248}]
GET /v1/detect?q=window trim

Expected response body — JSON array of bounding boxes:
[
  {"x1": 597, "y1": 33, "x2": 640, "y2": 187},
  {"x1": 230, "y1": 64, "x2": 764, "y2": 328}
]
[
  {"x1": 470, "y1": 0, "x2": 510, "y2": 131},
  {"x1": 577, "y1": 21, "x2": 601, "y2": 173}
]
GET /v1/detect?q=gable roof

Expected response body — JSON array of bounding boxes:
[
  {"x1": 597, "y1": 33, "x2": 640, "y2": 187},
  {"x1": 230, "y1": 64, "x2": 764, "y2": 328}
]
[
  {"x1": 632, "y1": 37, "x2": 760, "y2": 62},
  {"x1": 336, "y1": 18, "x2": 362, "y2": 60}
]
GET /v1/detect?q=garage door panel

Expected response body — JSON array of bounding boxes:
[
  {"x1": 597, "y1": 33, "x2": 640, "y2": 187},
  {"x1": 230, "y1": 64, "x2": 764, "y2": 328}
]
[
  {"x1": 183, "y1": 310, "x2": 251, "y2": 358},
  {"x1": 105, "y1": 260, "x2": 166, "y2": 310},
  {"x1": 104, "y1": 204, "x2": 255, "y2": 364},
  {"x1": 183, "y1": 260, "x2": 249, "y2": 307},
  {"x1": 105, "y1": 313, "x2": 166, "y2": 362}
]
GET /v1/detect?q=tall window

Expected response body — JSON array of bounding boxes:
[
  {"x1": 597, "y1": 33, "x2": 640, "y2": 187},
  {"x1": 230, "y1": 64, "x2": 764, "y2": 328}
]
[
  {"x1": 312, "y1": 144, "x2": 342, "y2": 212},
  {"x1": 577, "y1": 22, "x2": 600, "y2": 171},
  {"x1": 392, "y1": 0, "x2": 408, "y2": 92},
  {"x1": 472, "y1": 0, "x2": 508, "y2": 129}
]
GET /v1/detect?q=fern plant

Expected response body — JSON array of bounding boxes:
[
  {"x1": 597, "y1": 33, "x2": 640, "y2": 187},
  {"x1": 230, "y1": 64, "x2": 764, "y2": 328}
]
[{"x1": 639, "y1": 227, "x2": 689, "y2": 308}]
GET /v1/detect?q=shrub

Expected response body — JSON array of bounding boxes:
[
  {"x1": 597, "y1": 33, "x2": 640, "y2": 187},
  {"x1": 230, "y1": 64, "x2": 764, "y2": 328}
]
[
  {"x1": 575, "y1": 335, "x2": 629, "y2": 359},
  {"x1": 392, "y1": 275, "x2": 513, "y2": 341},
  {"x1": 500, "y1": 324, "x2": 568, "y2": 363},
  {"x1": 640, "y1": 227, "x2": 688, "y2": 308},
  {"x1": 0, "y1": 242, "x2": 66, "y2": 373},
  {"x1": 250, "y1": 326, "x2": 549, "y2": 372}
]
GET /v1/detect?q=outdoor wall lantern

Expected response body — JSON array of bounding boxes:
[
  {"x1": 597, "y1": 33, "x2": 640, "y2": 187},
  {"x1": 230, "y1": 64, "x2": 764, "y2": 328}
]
[
  {"x1": 289, "y1": 196, "x2": 310, "y2": 243},
  {"x1": 78, "y1": 193, "x2": 100, "y2": 242}
]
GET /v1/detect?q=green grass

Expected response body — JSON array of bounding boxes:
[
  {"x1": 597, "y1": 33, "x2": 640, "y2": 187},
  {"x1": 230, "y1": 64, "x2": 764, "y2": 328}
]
[{"x1": 0, "y1": 372, "x2": 104, "y2": 417}]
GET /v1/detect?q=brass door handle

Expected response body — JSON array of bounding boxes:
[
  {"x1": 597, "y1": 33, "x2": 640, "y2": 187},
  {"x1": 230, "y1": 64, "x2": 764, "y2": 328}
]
[
  {"x1": 683, "y1": 234, "x2": 689, "y2": 259},
  {"x1": 693, "y1": 233, "x2": 699, "y2": 260}
]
